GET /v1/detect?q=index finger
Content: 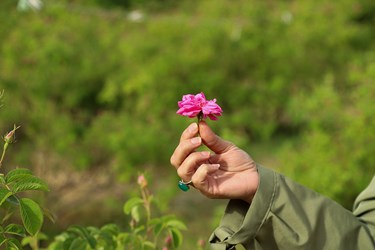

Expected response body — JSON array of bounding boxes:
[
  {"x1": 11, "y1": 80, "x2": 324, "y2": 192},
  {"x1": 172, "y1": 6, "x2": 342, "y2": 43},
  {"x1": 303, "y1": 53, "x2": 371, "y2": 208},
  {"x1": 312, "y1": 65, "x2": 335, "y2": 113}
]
[
  {"x1": 170, "y1": 123, "x2": 200, "y2": 168},
  {"x1": 180, "y1": 122, "x2": 199, "y2": 142}
]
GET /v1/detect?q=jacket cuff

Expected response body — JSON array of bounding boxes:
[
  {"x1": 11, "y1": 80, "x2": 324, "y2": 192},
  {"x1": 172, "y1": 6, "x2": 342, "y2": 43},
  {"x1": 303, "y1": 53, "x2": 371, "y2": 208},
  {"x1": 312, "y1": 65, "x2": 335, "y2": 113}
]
[{"x1": 209, "y1": 165, "x2": 277, "y2": 247}]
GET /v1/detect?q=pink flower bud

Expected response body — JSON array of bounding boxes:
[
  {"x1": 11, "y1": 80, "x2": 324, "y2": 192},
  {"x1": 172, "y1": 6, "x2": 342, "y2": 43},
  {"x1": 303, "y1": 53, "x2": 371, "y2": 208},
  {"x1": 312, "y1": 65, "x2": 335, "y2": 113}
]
[
  {"x1": 164, "y1": 235, "x2": 172, "y2": 246},
  {"x1": 197, "y1": 239, "x2": 206, "y2": 248},
  {"x1": 3, "y1": 125, "x2": 20, "y2": 144},
  {"x1": 137, "y1": 174, "x2": 148, "y2": 188}
]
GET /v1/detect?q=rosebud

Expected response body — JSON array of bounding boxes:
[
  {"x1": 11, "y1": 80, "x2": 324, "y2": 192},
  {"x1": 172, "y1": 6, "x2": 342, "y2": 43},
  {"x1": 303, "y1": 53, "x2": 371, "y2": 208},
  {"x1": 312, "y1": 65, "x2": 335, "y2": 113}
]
[
  {"x1": 164, "y1": 235, "x2": 172, "y2": 246},
  {"x1": 197, "y1": 239, "x2": 206, "y2": 248},
  {"x1": 3, "y1": 125, "x2": 20, "y2": 144},
  {"x1": 137, "y1": 174, "x2": 148, "y2": 188}
]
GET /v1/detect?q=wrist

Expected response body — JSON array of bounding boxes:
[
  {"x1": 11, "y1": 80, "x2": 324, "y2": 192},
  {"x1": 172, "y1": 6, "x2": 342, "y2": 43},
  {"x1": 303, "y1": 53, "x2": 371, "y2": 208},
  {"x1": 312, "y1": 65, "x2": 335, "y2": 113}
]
[{"x1": 242, "y1": 167, "x2": 260, "y2": 204}]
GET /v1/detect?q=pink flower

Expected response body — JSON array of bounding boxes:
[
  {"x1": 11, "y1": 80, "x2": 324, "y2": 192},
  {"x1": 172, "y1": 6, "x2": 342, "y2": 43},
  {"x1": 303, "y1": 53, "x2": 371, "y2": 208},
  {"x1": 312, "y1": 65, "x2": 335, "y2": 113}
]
[
  {"x1": 176, "y1": 92, "x2": 223, "y2": 120},
  {"x1": 137, "y1": 174, "x2": 148, "y2": 188}
]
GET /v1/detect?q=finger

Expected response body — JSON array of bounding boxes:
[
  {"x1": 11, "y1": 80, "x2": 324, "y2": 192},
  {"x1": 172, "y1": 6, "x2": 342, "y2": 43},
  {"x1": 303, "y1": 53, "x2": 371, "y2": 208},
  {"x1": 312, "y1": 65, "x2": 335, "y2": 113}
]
[
  {"x1": 177, "y1": 151, "x2": 211, "y2": 181},
  {"x1": 192, "y1": 163, "x2": 221, "y2": 197},
  {"x1": 170, "y1": 123, "x2": 200, "y2": 167},
  {"x1": 170, "y1": 136, "x2": 202, "y2": 167},
  {"x1": 180, "y1": 122, "x2": 199, "y2": 142},
  {"x1": 199, "y1": 121, "x2": 233, "y2": 154}
]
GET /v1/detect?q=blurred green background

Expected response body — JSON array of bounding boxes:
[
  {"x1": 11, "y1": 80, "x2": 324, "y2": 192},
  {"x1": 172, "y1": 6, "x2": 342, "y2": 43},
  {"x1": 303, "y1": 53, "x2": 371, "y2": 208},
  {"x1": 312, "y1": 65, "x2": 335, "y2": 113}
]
[{"x1": 1, "y1": 0, "x2": 375, "y2": 248}]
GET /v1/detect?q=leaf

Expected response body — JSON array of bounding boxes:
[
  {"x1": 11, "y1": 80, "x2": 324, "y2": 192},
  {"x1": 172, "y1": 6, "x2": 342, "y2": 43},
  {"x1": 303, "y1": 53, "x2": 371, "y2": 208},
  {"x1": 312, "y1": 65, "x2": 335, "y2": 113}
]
[
  {"x1": 148, "y1": 218, "x2": 161, "y2": 225},
  {"x1": 46, "y1": 241, "x2": 64, "y2": 250},
  {"x1": 21, "y1": 232, "x2": 48, "y2": 246},
  {"x1": 123, "y1": 197, "x2": 143, "y2": 215},
  {"x1": 0, "y1": 174, "x2": 5, "y2": 185},
  {"x1": 10, "y1": 176, "x2": 49, "y2": 193},
  {"x1": 0, "y1": 235, "x2": 6, "y2": 246},
  {"x1": 100, "y1": 224, "x2": 119, "y2": 235},
  {"x1": 5, "y1": 169, "x2": 32, "y2": 183},
  {"x1": 86, "y1": 226, "x2": 100, "y2": 236},
  {"x1": 1, "y1": 209, "x2": 15, "y2": 223},
  {"x1": 6, "y1": 195, "x2": 19, "y2": 205},
  {"x1": 4, "y1": 238, "x2": 23, "y2": 250},
  {"x1": 19, "y1": 198, "x2": 43, "y2": 235},
  {"x1": 143, "y1": 241, "x2": 156, "y2": 249},
  {"x1": 133, "y1": 225, "x2": 145, "y2": 235},
  {"x1": 169, "y1": 228, "x2": 183, "y2": 249},
  {"x1": 149, "y1": 218, "x2": 163, "y2": 236},
  {"x1": 37, "y1": 232, "x2": 48, "y2": 240},
  {"x1": 62, "y1": 238, "x2": 74, "y2": 249},
  {"x1": 67, "y1": 226, "x2": 96, "y2": 249},
  {"x1": 117, "y1": 232, "x2": 131, "y2": 246},
  {"x1": 98, "y1": 230, "x2": 116, "y2": 248},
  {"x1": 131, "y1": 206, "x2": 141, "y2": 223},
  {"x1": 154, "y1": 223, "x2": 164, "y2": 237},
  {"x1": 0, "y1": 187, "x2": 12, "y2": 206},
  {"x1": 20, "y1": 236, "x2": 33, "y2": 247},
  {"x1": 165, "y1": 219, "x2": 187, "y2": 231},
  {"x1": 100, "y1": 223, "x2": 119, "y2": 247},
  {"x1": 42, "y1": 207, "x2": 56, "y2": 224},
  {"x1": 68, "y1": 238, "x2": 87, "y2": 250},
  {"x1": 4, "y1": 224, "x2": 26, "y2": 237}
]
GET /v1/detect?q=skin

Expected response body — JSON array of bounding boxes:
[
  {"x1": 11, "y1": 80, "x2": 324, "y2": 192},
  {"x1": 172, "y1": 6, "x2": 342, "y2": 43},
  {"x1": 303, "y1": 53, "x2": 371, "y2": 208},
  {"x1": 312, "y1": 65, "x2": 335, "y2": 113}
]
[{"x1": 170, "y1": 121, "x2": 259, "y2": 204}]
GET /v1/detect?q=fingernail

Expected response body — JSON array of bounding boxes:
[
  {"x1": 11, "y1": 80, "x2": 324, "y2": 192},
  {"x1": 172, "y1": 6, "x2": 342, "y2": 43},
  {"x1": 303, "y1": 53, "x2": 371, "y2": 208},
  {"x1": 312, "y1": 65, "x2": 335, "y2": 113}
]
[
  {"x1": 200, "y1": 151, "x2": 210, "y2": 157},
  {"x1": 191, "y1": 137, "x2": 201, "y2": 144},
  {"x1": 188, "y1": 123, "x2": 198, "y2": 133},
  {"x1": 211, "y1": 164, "x2": 220, "y2": 170}
]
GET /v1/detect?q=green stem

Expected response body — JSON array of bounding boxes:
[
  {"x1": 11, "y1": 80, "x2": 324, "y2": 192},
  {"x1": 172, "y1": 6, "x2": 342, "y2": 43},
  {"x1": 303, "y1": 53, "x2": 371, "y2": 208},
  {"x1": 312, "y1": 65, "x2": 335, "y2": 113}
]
[
  {"x1": 31, "y1": 234, "x2": 39, "y2": 250},
  {"x1": 0, "y1": 142, "x2": 9, "y2": 168},
  {"x1": 141, "y1": 188, "x2": 151, "y2": 223}
]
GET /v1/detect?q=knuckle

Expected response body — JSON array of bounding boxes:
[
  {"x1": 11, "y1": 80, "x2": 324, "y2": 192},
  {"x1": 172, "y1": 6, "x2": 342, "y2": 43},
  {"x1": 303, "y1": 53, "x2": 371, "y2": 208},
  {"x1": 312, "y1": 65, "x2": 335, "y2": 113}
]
[
  {"x1": 169, "y1": 155, "x2": 180, "y2": 168},
  {"x1": 177, "y1": 166, "x2": 185, "y2": 177},
  {"x1": 199, "y1": 164, "x2": 209, "y2": 174},
  {"x1": 170, "y1": 155, "x2": 177, "y2": 167}
]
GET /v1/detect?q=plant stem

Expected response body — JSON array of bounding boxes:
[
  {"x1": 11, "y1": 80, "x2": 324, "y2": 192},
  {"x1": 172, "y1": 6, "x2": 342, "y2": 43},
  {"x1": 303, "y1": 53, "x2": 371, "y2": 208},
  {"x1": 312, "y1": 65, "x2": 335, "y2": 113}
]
[
  {"x1": 0, "y1": 142, "x2": 9, "y2": 168},
  {"x1": 197, "y1": 112, "x2": 203, "y2": 137},
  {"x1": 31, "y1": 234, "x2": 39, "y2": 250},
  {"x1": 141, "y1": 187, "x2": 151, "y2": 223}
]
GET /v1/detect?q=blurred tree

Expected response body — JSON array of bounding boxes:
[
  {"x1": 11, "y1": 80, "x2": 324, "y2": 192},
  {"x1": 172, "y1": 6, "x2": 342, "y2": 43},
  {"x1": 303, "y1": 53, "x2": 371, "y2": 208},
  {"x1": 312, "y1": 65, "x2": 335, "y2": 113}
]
[{"x1": 0, "y1": 1, "x2": 374, "y2": 246}]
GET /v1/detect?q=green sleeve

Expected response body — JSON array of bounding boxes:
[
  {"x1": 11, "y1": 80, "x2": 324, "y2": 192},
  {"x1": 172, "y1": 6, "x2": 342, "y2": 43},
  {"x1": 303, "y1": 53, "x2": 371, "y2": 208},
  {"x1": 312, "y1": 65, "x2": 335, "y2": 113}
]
[{"x1": 209, "y1": 165, "x2": 375, "y2": 250}]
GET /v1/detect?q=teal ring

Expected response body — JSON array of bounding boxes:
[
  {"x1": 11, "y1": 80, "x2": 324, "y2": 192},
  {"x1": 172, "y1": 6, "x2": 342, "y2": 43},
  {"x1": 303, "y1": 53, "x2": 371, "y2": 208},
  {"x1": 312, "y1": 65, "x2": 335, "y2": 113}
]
[{"x1": 178, "y1": 180, "x2": 192, "y2": 192}]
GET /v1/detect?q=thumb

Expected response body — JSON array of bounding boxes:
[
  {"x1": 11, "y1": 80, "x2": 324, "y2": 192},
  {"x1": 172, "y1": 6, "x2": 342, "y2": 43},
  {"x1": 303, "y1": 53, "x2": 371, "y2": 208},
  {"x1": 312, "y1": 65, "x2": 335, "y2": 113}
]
[{"x1": 199, "y1": 121, "x2": 233, "y2": 154}]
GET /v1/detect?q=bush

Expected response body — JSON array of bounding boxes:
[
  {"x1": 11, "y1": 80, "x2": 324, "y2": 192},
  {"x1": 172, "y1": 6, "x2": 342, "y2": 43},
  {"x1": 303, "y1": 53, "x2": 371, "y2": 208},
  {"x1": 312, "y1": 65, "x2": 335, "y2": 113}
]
[
  {"x1": 278, "y1": 59, "x2": 375, "y2": 208},
  {"x1": 1, "y1": 0, "x2": 375, "y2": 238},
  {"x1": 0, "y1": 122, "x2": 51, "y2": 249}
]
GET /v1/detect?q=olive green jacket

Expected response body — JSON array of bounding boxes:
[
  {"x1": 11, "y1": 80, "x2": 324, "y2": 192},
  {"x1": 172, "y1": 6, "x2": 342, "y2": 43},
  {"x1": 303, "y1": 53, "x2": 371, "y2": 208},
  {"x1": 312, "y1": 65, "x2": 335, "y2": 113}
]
[{"x1": 209, "y1": 165, "x2": 375, "y2": 250}]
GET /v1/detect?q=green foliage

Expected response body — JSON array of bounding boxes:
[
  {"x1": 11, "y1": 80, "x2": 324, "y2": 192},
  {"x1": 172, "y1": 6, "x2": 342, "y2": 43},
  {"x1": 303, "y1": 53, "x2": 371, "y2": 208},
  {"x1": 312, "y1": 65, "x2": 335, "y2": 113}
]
[
  {"x1": 0, "y1": 125, "x2": 50, "y2": 249},
  {"x1": 278, "y1": 59, "x2": 375, "y2": 208},
  {"x1": 19, "y1": 198, "x2": 44, "y2": 236},
  {"x1": 47, "y1": 174, "x2": 186, "y2": 249},
  {"x1": 1, "y1": 0, "x2": 375, "y2": 246},
  {"x1": 1, "y1": 0, "x2": 373, "y2": 180}
]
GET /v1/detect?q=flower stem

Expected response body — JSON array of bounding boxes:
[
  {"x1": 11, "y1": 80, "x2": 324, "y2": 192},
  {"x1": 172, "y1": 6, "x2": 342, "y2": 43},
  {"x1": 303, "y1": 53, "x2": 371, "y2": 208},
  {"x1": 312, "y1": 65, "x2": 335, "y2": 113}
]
[
  {"x1": 197, "y1": 112, "x2": 203, "y2": 137},
  {"x1": 0, "y1": 142, "x2": 9, "y2": 168}
]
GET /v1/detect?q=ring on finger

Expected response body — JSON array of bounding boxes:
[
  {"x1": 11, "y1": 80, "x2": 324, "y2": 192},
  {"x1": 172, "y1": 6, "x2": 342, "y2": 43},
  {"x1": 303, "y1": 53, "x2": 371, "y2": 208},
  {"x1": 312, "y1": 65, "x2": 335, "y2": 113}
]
[{"x1": 178, "y1": 179, "x2": 193, "y2": 192}]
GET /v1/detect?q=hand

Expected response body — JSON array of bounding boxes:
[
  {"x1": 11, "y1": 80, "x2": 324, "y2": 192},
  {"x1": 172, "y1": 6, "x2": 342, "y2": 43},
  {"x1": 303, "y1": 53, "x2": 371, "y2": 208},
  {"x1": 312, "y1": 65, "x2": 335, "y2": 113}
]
[{"x1": 170, "y1": 121, "x2": 259, "y2": 203}]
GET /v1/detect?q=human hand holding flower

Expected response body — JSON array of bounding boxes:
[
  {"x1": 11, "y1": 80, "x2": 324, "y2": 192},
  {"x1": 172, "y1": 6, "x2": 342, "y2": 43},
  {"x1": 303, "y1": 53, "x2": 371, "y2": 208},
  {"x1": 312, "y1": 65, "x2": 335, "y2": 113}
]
[
  {"x1": 170, "y1": 121, "x2": 259, "y2": 203},
  {"x1": 172, "y1": 93, "x2": 259, "y2": 203}
]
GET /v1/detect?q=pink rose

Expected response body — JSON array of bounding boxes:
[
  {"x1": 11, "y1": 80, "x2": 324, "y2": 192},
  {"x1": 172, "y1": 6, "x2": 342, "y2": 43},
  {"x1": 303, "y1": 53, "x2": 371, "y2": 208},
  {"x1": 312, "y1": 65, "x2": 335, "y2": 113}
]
[{"x1": 176, "y1": 92, "x2": 223, "y2": 120}]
